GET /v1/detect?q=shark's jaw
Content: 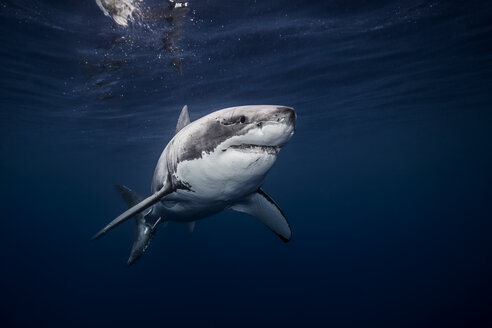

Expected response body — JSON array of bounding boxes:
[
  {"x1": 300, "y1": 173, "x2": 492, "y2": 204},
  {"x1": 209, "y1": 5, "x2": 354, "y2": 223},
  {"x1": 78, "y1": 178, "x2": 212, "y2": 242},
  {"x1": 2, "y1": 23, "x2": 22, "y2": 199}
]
[
  {"x1": 218, "y1": 113, "x2": 296, "y2": 157},
  {"x1": 224, "y1": 144, "x2": 281, "y2": 155}
]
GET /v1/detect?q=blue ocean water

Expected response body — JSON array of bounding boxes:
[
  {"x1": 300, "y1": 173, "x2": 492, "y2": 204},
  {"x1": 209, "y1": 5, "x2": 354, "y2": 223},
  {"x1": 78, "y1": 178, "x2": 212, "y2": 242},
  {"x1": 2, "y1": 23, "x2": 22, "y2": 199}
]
[{"x1": 1, "y1": 0, "x2": 492, "y2": 326}]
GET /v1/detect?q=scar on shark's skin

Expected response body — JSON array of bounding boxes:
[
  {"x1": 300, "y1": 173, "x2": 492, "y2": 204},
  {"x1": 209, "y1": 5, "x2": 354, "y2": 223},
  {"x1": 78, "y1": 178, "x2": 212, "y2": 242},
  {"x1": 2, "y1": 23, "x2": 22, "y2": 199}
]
[{"x1": 92, "y1": 105, "x2": 297, "y2": 265}]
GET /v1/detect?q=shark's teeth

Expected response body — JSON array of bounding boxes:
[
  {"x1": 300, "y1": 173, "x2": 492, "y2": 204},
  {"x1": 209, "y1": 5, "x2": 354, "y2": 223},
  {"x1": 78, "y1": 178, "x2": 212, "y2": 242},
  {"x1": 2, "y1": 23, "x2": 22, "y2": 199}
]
[{"x1": 229, "y1": 144, "x2": 280, "y2": 154}]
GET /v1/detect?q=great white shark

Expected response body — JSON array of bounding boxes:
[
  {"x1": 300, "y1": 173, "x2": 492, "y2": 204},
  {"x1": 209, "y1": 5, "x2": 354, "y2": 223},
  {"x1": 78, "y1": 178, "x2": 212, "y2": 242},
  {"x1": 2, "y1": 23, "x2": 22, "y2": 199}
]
[{"x1": 92, "y1": 104, "x2": 296, "y2": 265}]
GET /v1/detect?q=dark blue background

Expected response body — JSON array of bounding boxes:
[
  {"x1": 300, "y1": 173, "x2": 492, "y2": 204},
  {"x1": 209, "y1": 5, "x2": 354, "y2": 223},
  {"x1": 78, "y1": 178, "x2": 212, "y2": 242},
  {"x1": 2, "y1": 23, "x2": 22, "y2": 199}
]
[{"x1": 1, "y1": 0, "x2": 491, "y2": 327}]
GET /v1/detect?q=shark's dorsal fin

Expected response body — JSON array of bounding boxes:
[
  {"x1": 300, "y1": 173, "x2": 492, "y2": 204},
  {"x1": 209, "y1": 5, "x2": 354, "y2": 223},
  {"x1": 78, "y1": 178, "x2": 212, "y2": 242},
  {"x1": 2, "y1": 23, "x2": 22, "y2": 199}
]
[
  {"x1": 230, "y1": 189, "x2": 291, "y2": 242},
  {"x1": 175, "y1": 105, "x2": 190, "y2": 134}
]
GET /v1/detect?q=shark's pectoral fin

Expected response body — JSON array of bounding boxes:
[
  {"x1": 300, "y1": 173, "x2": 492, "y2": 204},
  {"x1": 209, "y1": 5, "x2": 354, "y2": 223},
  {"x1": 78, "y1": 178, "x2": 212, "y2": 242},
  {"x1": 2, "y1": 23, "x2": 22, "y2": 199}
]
[
  {"x1": 231, "y1": 189, "x2": 292, "y2": 242},
  {"x1": 91, "y1": 179, "x2": 173, "y2": 241},
  {"x1": 186, "y1": 221, "x2": 196, "y2": 233}
]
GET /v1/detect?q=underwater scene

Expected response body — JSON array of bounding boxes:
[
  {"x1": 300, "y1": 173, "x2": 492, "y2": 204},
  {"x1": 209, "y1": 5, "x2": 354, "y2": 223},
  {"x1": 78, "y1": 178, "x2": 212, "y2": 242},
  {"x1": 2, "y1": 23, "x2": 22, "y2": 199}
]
[{"x1": 1, "y1": 0, "x2": 491, "y2": 327}]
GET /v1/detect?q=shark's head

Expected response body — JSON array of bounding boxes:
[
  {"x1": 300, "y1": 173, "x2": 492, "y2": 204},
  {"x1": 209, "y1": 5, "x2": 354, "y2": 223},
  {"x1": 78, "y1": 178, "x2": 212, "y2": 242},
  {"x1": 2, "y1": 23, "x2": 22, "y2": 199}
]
[
  {"x1": 212, "y1": 105, "x2": 296, "y2": 154},
  {"x1": 163, "y1": 105, "x2": 296, "y2": 198},
  {"x1": 173, "y1": 105, "x2": 296, "y2": 161}
]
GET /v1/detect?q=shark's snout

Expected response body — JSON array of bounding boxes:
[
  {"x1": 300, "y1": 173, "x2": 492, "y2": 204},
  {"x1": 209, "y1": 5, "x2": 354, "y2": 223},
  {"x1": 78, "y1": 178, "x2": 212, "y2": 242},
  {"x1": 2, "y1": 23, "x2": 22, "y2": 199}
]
[
  {"x1": 274, "y1": 106, "x2": 296, "y2": 131},
  {"x1": 285, "y1": 107, "x2": 296, "y2": 131}
]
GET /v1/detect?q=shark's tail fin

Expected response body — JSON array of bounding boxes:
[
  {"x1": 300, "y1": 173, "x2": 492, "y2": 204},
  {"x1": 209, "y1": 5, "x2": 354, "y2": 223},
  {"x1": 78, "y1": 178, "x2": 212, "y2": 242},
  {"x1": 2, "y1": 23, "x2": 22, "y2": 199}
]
[{"x1": 114, "y1": 184, "x2": 161, "y2": 265}]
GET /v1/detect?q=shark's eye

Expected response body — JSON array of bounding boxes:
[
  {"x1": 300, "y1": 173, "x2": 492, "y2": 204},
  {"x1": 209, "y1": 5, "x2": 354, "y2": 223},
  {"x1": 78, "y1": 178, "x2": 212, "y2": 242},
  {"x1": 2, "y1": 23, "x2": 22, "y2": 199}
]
[
  {"x1": 239, "y1": 116, "x2": 246, "y2": 123},
  {"x1": 257, "y1": 122, "x2": 262, "y2": 127}
]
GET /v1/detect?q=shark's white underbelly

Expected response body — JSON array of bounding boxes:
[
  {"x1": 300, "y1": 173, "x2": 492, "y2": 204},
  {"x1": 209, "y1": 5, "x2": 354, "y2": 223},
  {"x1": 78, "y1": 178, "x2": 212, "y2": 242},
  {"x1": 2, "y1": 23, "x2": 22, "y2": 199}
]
[{"x1": 154, "y1": 147, "x2": 278, "y2": 221}]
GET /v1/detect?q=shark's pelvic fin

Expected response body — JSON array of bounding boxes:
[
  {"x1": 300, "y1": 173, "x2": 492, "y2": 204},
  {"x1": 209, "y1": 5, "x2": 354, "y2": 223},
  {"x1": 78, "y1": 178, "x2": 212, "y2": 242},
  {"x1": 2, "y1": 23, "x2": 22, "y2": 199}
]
[
  {"x1": 175, "y1": 105, "x2": 190, "y2": 134},
  {"x1": 231, "y1": 189, "x2": 291, "y2": 242},
  {"x1": 186, "y1": 221, "x2": 196, "y2": 233},
  {"x1": 91, "y1": 179, "x2": 172, "y2": 241}
]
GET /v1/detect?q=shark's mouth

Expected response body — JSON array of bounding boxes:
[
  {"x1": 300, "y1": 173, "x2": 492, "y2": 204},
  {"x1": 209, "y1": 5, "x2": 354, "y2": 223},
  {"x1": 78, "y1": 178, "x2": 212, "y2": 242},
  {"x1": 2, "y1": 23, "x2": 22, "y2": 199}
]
[{"x1": 227, "y1": 144, "x2": 280, "y2": 155}]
